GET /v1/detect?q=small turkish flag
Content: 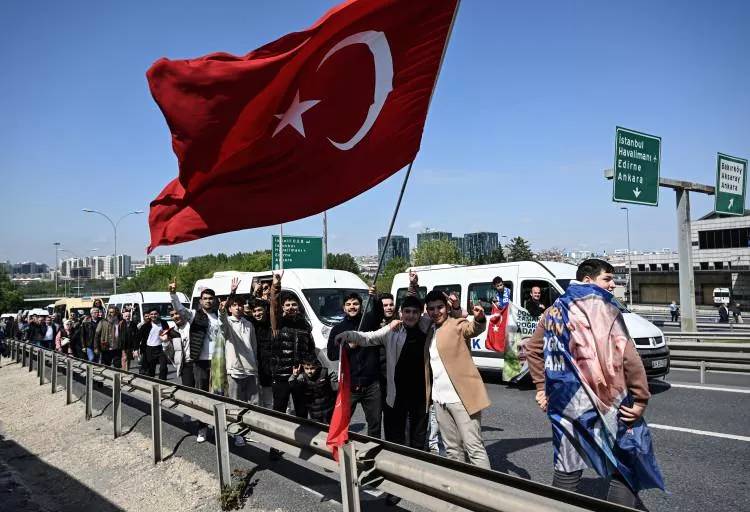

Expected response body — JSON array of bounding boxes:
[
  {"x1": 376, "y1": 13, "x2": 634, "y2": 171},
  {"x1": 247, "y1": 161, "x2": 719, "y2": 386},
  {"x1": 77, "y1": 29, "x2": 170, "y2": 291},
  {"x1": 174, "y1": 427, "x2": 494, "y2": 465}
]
[
  {"x1": 485, "y1": 304, "x2": 509, "y2": 353},
  {"x1": 326, "y1": 343, "x2": 352, "y2": 462},
  {"x1": 146, "y1": 0, "x2": 458, "y2": 252}
]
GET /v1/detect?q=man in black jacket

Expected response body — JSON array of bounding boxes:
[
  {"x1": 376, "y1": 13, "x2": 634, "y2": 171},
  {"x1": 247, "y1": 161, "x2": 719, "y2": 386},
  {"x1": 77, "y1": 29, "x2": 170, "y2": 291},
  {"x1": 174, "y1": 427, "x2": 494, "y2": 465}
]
[
  {"x1": 327, "y1": 292, "x2": 383, "y2": 438},
  {"x1": 137, "y1": 309, "x2": 170, "y2": 380}
]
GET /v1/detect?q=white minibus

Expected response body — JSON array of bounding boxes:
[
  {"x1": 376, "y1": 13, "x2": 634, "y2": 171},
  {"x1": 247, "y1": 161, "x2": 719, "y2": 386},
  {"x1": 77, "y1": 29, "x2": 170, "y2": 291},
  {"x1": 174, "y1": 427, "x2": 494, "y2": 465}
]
[
  {"x1": 391, "y1": 261, "x2": 670, "y2": 378},
  {"x1": 106, "y1": 292, "x2": 190, "y2": 324}
]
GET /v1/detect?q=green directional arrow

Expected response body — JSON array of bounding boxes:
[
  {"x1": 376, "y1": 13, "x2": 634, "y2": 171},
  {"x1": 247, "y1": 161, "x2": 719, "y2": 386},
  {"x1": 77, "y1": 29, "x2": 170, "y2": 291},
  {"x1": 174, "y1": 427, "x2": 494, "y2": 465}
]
[{"x1": 613, "y1": 127, "x2": 660, "y2": 206}]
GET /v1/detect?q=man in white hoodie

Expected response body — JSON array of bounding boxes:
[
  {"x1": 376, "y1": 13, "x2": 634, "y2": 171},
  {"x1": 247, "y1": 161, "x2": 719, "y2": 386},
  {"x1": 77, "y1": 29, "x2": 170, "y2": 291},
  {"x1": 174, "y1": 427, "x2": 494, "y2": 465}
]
[{"x1": 219, "y1": 293, "x2": 259, "y2": 408}]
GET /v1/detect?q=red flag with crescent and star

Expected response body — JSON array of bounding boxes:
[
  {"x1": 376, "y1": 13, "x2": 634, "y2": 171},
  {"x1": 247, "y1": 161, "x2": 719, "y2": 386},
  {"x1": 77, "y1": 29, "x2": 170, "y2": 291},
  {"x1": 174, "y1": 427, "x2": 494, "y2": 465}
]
[
  {"x1": 485, "y1": 303, "x2": 509, "y2": 353},
  {"x1": 145, "y1": 0, "x2": 458, "y2": 252},
  {"x1": 326, "y1": 343, "x2": 352, "y2": 462}
]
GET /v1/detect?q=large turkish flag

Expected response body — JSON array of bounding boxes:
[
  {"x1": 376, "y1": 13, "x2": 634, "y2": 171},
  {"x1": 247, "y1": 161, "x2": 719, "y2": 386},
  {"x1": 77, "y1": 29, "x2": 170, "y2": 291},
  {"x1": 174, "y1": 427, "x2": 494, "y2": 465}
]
[{"x1": 146, "y1": 0, "x2": 458, "y2": 252}]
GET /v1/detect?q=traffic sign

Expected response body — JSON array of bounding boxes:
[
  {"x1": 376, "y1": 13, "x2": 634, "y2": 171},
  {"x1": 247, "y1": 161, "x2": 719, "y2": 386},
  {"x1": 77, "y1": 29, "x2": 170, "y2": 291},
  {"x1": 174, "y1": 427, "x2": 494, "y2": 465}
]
[
  {"x1": 613, "y1": 126, "x2": 661, "y2": 206},
  {"x1": 714, "y1": 153, "x2": 747, "y2": 216},
  {"x1": 272, "y1": 235, "x2": 323, "y2": 269}
]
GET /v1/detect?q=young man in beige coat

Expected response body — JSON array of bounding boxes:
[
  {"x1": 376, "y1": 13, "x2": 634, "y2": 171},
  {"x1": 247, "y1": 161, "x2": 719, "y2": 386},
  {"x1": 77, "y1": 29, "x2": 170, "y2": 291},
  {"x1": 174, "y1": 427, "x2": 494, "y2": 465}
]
[{"x1": 423, "y1": 289, "x2": 490, "y2": 468}]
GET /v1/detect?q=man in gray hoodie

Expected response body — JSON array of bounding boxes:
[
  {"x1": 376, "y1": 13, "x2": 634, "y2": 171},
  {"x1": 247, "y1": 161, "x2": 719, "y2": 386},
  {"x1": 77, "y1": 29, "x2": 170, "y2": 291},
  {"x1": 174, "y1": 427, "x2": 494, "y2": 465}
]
[{"x1": 219, "y1": 293, "x2": 259, "y2": 406}]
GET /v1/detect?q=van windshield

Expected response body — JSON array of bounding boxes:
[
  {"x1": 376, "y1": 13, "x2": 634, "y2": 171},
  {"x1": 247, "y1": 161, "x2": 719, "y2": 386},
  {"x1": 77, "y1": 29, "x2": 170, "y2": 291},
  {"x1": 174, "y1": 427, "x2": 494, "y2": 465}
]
[
  {"x1": 143, "y1": 302, "x2": 189, "y2": 321},
  {"x1": 303, "y1": 288, "x2": 369, "y2": 327}
]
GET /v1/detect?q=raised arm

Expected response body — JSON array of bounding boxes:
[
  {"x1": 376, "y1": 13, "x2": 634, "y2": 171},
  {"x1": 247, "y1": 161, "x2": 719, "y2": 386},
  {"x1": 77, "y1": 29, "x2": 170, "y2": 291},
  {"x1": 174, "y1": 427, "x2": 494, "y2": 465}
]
[
  {"x1": 269, "y1": 271, "x2": 283, "y2": 335},
  {"x1": 335, "y1": 323, "x2": 394, "y2": 348},
  {"x1": 457, "y1": 303, "x2": 487, "y2": 340},
  {"x1": 360, "y1": 286, "x2": 384, "y2": 331},
  {"x1": 169, "y1": 280, "x2": 194, "y2": 323}
]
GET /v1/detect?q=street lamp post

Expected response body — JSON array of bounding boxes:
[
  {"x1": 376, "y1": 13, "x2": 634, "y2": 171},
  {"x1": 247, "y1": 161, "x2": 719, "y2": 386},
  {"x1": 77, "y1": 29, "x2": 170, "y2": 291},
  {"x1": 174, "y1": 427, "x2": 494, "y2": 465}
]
[
  {"x1": 82, "y1": 209, "x2": 143, "y2": 294},
  {"x1": 53, "y1": 242, "x2": 61, "y2": 294},
  {"x1": 620, "y1": 207, "x2": 633, "y2": 306}
]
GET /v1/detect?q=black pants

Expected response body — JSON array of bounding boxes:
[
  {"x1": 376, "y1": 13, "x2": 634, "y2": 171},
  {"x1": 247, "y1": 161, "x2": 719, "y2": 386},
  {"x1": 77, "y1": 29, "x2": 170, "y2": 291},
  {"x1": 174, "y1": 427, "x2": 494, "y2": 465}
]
[
  {"x1": 670, "y1": 312, "x2": 678, "y2": 321},
  {"x1": 351, "y1": 381, "x2": 382, "y2": 438},
  {"x1": 193, "y1": 360, "x2": 210, "y2": 391},
  {"x1": 384, "y1": 395, "x2": 427, "y2": 449},
  {"x1": 272, "y1": 378, "x2": 307, "y2": 418},
  {"x1": 101, "y1": 349, "x2": 122, "y2": 368},
  {"x1": 180, "y1": 361, "x2": 196, "y2": 387},
  {"x1": 145, "y1": 345, "x2": 168, "y2": 380}
]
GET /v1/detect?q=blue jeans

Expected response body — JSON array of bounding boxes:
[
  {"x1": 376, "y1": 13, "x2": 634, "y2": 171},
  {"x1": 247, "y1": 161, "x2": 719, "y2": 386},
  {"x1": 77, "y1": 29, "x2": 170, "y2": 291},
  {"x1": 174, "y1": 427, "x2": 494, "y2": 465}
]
[
  {"x1": 86, "y1": 347, "x2": 99, "y2": 363},
  {"x1": 428, "y1": 404, "x2": 445, "y2": 455}
]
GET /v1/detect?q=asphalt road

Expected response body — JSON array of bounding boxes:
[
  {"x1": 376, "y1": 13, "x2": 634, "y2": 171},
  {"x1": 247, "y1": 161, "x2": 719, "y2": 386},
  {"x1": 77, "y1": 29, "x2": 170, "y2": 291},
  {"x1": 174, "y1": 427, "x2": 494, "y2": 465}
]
[{"x1": 58, "y1": 359, "x2": 749, "y2": 512}]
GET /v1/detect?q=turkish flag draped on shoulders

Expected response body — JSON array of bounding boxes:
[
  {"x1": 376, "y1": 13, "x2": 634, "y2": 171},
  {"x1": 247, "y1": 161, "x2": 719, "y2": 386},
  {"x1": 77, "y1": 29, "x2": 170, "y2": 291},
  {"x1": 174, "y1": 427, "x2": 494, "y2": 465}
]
[
  {"x1": 146, "y1": 0, "x2": 458, "y2": 252},
  {"x1": 326, "y1": 344, "x2": 352, "y2": 461}
]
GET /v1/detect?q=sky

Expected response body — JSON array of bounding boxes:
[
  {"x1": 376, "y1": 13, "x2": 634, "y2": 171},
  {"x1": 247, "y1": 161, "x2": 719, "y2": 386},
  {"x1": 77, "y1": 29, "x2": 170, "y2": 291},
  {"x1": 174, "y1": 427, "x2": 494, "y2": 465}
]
[{"x1": 1, "y1": 0, "x2": 748, "y2": 266}]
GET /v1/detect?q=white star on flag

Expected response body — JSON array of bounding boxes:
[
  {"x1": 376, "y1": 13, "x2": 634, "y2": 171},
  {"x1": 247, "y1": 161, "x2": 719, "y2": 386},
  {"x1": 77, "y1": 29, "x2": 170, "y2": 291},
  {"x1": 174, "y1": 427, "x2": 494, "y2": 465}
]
[{"x1": 272, "y1": 90, "x2": 320, "y2": 137}]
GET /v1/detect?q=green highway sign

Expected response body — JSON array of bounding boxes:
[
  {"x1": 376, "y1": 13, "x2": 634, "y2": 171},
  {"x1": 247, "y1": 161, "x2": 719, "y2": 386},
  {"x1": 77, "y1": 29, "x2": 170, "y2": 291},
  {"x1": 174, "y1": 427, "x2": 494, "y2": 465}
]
[
  {"x1": 613, "y1": 126, "x2": 661, "y2": 206},
  {"x1": 272, "y1": 235, "x2": 323, "y2": 270},
  {"x1": 715, "y1": 153, "x2": 748, "y2": 216}
]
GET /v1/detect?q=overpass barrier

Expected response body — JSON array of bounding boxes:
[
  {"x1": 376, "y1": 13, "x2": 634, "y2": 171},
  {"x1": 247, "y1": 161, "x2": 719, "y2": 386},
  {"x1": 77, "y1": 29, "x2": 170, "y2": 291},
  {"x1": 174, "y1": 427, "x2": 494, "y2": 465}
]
[
  {"x1": 665, "y1": 339, "x2": 750, "y2": 382},
  {"x1": 0, "y1": 339, "x2": 638, "y2": 512}
]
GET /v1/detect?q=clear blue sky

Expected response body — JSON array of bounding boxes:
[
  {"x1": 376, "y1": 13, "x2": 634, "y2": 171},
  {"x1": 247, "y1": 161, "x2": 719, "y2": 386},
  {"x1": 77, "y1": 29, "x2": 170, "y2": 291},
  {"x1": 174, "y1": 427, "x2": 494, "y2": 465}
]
[{"x1": 1, "y1": 0, "x2": 748, "y2": 265}]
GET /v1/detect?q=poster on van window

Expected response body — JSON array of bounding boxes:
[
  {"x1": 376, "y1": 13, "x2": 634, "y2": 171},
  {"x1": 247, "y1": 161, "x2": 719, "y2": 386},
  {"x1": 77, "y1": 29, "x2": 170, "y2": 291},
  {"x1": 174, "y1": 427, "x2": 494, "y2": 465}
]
[{"x1": 484, "y1": 303, "x2": 537, "y2": 381}]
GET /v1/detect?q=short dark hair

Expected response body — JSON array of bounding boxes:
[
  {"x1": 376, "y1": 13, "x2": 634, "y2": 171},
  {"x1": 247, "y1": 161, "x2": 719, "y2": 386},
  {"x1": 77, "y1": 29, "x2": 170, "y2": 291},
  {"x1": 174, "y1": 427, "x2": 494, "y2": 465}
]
[
  {"x1": 280, "y1": 291, "x2": 298, "y2": 305},
  {"x1": 492, "y1": 276, "x2": 504, "y2": 285},
  {"x1": 344, "y1": 292, "x2": 362, "y2": 305},
  {"x1": 576, "y1": 259, "x2": 615, "y2": 281},
  {"x1": 226, "y1": 296, "x2": 243, "y2": 309},
  {"x1": 148, "y1": 308, "x2": 160, "y2": 315},
  {"x1": 424, "y1": 290, "x2": 448, "y2": 306},
  {"x1": 379, "y1": 293, "x2": 395, "y2": 301},
  {"x1": 301, "y1": 354, "x2": 320, "y2": 367},
  {"x1": 401, "y1": 295, "x2": 423, "y2": 311},
  {"x1": 200, "y1": 288, "x2": 216, "y2": 298},
  {"x1": 249, "y1": 298, "x2": 268, "y2": 310}
]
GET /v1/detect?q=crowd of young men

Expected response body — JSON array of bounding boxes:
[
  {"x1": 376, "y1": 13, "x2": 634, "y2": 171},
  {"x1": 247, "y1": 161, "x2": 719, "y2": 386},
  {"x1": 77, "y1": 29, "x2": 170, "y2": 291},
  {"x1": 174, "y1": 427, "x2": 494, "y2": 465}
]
[{"x1": 0, "y1": 258, "x2": 658, "y2": 506}]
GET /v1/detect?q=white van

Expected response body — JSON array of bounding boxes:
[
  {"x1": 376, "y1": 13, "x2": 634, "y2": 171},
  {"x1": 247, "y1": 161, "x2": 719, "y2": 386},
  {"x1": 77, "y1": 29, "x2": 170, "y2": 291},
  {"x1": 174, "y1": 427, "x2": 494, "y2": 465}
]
[
  {"x1": 713, "y1": 287, "x2": 731, "y2": 305},
  {"x1": 191, "y1": 269, "x2": 369, "y2": 351},
  {"x1": 391, "y1": 261, "x2": 670, "y2": 378},
  {"x1": 106, "y1": 292, "x2": 190, "y2": 325}
]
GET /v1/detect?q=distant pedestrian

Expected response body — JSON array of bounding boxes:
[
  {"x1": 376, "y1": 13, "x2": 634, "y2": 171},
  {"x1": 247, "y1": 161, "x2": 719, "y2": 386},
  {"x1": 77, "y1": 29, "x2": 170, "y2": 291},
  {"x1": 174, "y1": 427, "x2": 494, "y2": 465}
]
[
  {"x1": 138, "y1": 308, "x2": 170, "y2": 380},
  {"x1": 718, "y1": 303, "x2": 730, "y2": 323},
  {"x1": 669, "y1": 301, "x2": 679, "y2": 322},
  {"x1": 119, "y1": 308, "x2": 140, "y2": 370},
  {"x1": 731, "y1": 302, "x2": 743, "y2": 324},
  {"x1": 95, "y1": 306, "x2": 122, "y2": 368},
  {"x1": 81, "y1": 308, "x2": 102, "y2": 362}
]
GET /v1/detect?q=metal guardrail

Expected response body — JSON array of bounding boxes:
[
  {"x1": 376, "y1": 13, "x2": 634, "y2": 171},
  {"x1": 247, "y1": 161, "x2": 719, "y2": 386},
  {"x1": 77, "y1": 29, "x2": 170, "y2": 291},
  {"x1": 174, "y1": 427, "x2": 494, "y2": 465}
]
[
  {"x1": 0, "y1": 339, "x2": 638, "y2": 512},
  {"x1": 665, "y1": 339, "x2": 750, "y2": 383}
]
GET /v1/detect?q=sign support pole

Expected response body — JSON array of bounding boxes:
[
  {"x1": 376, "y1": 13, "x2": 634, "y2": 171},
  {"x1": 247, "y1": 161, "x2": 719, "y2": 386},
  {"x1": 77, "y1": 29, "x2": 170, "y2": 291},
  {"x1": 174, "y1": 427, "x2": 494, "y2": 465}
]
[
  {"x1": 279, "y1": 224, "x2": 284, "y2": 271},
  {"x1": 323, "y1": 211, "x2": 328, "y2": 269}
]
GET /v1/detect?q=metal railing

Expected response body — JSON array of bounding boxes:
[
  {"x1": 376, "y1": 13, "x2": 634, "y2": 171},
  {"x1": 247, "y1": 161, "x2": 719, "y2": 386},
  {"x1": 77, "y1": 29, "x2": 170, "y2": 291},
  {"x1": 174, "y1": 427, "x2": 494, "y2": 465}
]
[
  {"x1": 1, "y1": 339, "x2": 638, "y2": 512},
  {"x1": 666, "y1": 339, "x2": 750, "y2": 382}
]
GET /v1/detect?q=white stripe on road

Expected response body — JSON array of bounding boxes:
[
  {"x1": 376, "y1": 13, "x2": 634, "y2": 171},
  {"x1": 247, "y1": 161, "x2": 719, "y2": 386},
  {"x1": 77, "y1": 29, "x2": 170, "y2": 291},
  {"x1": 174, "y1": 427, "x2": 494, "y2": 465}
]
[
  {"x1": 649, "y1": 424, "x2": 750, "y2": 442},
  {"x1": 665, "y1": 383, "x2": 750, "y2": 394}
]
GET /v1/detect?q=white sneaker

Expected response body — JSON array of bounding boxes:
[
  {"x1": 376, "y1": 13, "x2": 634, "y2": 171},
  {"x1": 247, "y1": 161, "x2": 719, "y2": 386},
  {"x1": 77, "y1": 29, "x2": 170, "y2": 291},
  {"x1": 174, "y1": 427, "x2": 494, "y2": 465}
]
[
  {"x1": 197, "y1": 427, "x2": 207, "y2": 443},
  {"x1": 234, "y1": 435, "x2": 246, "y2": 447}
]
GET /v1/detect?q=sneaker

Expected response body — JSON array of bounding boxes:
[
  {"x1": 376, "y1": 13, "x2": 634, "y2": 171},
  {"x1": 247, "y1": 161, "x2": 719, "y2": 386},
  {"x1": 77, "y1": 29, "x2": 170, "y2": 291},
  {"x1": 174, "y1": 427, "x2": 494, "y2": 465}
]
[
  {"x1": 197, "y1": 427, "x2": 207, "y2": 443},
  {"x1": 182, "y1": 414, "x2": 192, "y2": 424},
  {"x1": 234, "y1": 435, "x2": 246, "y2": 447}
]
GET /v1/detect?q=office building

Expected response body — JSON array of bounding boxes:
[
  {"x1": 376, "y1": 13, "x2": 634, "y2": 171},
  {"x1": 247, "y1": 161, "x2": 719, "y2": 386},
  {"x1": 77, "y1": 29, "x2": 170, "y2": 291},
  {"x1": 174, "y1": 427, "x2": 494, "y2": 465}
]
[
  {"x1": 378, "y1": 235, "x2": 410, "y2": 266},
  {"x1": 463, "y1": 232, "x2": 499, "y2": 262},
  {"x1": 417, "y1": 230, "x2": 452, "y2": 248},
  {"x1": 145, "y1": 254, "x2": 183, "y2": 267}
]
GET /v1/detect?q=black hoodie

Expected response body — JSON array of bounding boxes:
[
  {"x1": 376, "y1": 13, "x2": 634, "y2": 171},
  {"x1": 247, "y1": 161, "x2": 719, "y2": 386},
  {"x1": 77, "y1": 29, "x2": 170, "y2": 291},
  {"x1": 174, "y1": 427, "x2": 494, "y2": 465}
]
[{"x1": 327, "y1": 313, "x2": 382, "y2": 387}]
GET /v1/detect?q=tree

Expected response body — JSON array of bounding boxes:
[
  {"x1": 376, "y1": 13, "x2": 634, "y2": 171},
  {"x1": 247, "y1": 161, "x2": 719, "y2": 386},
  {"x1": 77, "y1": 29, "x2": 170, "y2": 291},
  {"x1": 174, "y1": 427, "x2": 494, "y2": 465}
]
[
  {"x1": 375, "y1": 257, "x2": 409, "y2": 295},
  {"x1": 326, "y1": 253, "x2": 361, "y2": 275},
  {"x1": 505, "y1": 236, "x2": 534, "y2": 262},
  {"x1": 0, "y1": 270, "x2": 24, "y2": 313},
  {"x1": 472, "y1": 246, "x2": 506, "y2": 265},
  {"x1": 412, "y1": 239, "x2": 462, "y2": 266}
]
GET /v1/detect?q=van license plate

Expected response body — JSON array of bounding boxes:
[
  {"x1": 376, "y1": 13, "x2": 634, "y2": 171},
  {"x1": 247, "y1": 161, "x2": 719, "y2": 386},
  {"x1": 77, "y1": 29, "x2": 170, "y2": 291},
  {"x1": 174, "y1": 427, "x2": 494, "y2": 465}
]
[{"x1": 651, "y1": 359, "x2": 667, "y2": 369}]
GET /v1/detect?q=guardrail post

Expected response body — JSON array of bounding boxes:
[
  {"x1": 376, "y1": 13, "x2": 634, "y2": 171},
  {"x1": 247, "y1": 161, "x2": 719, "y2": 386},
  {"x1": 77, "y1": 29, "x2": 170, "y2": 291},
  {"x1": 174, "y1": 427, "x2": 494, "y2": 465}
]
[
  {"x1": 39, "y1": 350, "x2": 45, "y2": 385},
  {"x1": 29, "y1": 347, "x2": 34, "y2": 372},
  {"x1": 85, "y1": 365, "x2": 93, "y2": 420},
  {"x1": 21, "y1": 344, "x2": 26, "y2": 367},
  {"x1": 213, "y1": 403, "x2": 231, "y2": 490},
  {"x1": 113, "y1": 373, "x2": 122, "y2": 439},
  {"x1": 700, "y1": 360, "x2": 706, "y2": 384},
  {"x1": 339, "y1": 441, "x2": 362, "y2": 512},
  {"x1": 66, "y1": 359, "x2": 73, "y2": 405},
  {"x1": 151, "y1": 384, "x2": 163, "y2": 463},
  {"x1": 51, "y1": 353, "x2": 58, "y2": 393}
]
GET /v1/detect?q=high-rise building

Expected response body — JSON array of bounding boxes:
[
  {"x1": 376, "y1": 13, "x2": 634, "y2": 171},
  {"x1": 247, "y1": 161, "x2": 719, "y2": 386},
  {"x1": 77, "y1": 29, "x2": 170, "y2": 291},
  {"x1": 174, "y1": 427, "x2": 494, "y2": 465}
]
[
  {"x1": 116, "y1": 255, "x2": 132, "y2": 278},
  {"x1": 451, "y1": 236, "x2": 465, "y2": 256},
  {"x1": 145, "y1": 254, "x2": 183, "y2": 267},
  {"x1": 378, "y1": 235, "x2": 410, "y2": 266},
  {"x1": 463, "y1": 232, "x2": 499, "y2": 262},
  {"x1": 417, "y1": 231, "x2": 452, "y2": 248}
]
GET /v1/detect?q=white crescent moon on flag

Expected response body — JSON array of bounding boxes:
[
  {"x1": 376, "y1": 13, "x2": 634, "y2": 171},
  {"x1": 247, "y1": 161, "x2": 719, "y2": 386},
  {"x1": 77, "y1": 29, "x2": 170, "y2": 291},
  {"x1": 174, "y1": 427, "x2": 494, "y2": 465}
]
[{"x1": 318, "y1": 30, "x2": 393, "y2": 151}]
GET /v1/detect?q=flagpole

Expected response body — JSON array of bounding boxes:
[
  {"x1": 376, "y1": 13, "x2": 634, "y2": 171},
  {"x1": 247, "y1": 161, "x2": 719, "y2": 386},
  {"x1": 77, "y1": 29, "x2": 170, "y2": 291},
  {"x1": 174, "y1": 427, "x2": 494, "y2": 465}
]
[
  {"x1": 357, "y1": 1, "x2": 461, "y2": 328},
  {"x1": 323, "y1": 211, "x2": 328, "y2": 269}
]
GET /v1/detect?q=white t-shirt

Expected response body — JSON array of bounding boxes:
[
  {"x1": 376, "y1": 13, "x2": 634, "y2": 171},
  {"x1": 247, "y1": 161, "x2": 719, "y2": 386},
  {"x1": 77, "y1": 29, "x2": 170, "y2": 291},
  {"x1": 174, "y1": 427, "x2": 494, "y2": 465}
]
[
  {"x1": 146, "y1": 322, "x2": 162, "y2": 347},
  {"x1": 199, "y1": 312, "x2": 219, "y2": 360},
  {"x1": 44, "y1": 325, "x2": 54, "y2": 341},
  {"x1": 428, "y1": 329, "x2": 460, "y2": 405}
]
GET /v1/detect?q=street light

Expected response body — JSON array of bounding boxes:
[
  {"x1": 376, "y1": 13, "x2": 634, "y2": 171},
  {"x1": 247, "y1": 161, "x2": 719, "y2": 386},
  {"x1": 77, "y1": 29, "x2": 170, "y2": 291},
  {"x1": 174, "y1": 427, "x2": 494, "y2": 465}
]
[
  {"x1": 53, "y1": 242, "x2": 61, "y2": 294},
  {"x1": 620, "y1": 207, "x2": 633, "y2": 306},
  {"x1": 82, "y1": 209, "x2": 144, "y2": 294}
]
